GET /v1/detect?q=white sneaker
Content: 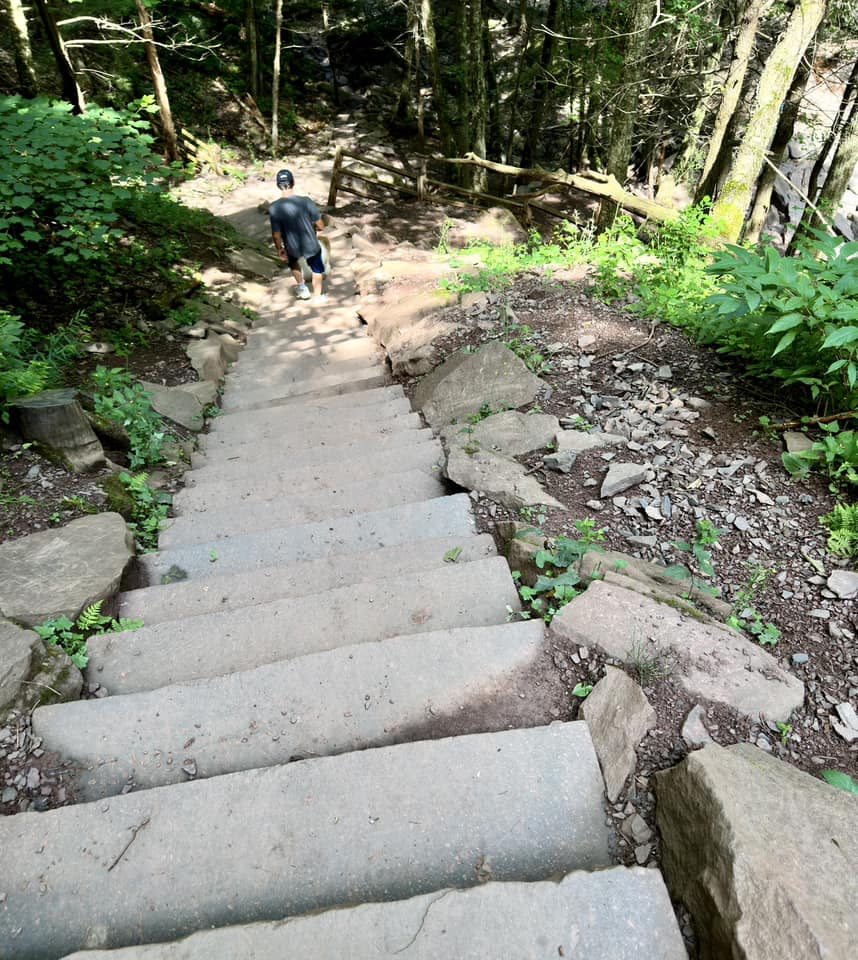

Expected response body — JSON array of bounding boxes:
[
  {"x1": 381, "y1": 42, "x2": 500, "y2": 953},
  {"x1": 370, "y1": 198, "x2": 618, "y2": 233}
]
[
  {"x1": 312, "y1": 294, "x2": 328, "y2": 304},
  {"x1": 295, "y1": 284, "x2": 311, "y2": 300}
]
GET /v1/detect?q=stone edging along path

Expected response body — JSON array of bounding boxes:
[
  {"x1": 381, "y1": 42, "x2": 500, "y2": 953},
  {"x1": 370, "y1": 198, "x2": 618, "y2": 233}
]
[{"x1": 0, "y1": 163, "x2": 855, "y2": 959}]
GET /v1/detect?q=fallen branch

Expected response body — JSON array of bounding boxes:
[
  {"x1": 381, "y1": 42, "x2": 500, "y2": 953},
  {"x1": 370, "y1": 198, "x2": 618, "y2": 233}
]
[
  {"x1": 767, "y1": 410, "x2": 856, "y2": 431},
  {"x1": 108, "y1": 816, "x2": 151, "y2": 872}
]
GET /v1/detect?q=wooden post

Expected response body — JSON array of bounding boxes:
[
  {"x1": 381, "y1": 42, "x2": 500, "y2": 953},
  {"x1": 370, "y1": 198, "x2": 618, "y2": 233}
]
[
  {"x1": 327, "y1": 146, "x2": 344, "y2": 207},
  {"x1": 418, "y1": 159, "x2": 427, "y2": 200}
]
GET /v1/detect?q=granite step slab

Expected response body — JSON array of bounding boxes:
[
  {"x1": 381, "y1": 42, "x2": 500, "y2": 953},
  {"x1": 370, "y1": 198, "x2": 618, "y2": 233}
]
[
  {"x1": 138, "y1": 494, "x2": 477, "y2": 583},
  {"x1": 180, "y1": 439, "x2": 442, "y2": 508},
  {"x1": 89, "y1": 556, "x2": 519, "y2": 693},
  {"x1": 117, "y1": 534, "x2": 497, "y2": 625},
  {"x1": 37, "y1": 620, "x2": 546, "y2": 800},
  {"x1": 161, "y1": 469, "x2": 446, "y2": 547},
  {"x1": 242, "y1": 329, "x2": 379, "y2": 360},
  {"x1": 61, "y1": 868, "x2": 687, "y2": 960},
  {"x1": 227, "y1": 351, "x2": 385, "y2": 396},
  {"x1": 221, "y1": 367, "x2": 388, "y2": 412},
  {"x1": 0, "y1": 724, "x2": 611, "y2": 960}
]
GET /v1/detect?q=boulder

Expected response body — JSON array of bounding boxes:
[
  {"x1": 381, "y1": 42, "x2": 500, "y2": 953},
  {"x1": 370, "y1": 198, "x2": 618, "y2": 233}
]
[
  {"x1": 446, "y1": 206, "x2": 528, "y2": 248},
  {"x1": 656, "y1": 743, "x2": 858, "y2": 960},
  {"x1": 186, "y1": 337, "x2": 229, "y2": 382},
  {"x1": 442, "y1": 410, "x2": 560, "y2": 458},
  {"x1": 0, "y1": 513, "x2": 134, "y2": 628},
  {"x1": 550, "y1": 580, "x2": 804, "y2": 722},
  {"x1": 445, "y1": 447, "x2": 564, "y2": 511},
  {"x1": 582, "y1": 667, "x2": 656, "y2": 801},
  {"x1": 413, "y1": 342, "x2": 546, "y2": 429},
  {"x1": 555, "y1": 430, "x2": 627, "y2": 454},
  {"x1": 1, "y1": 619, "x2": 83, "y2": 716},
  {"x1": 495, "y1": 520, "x2": 549, "y2": 585},
  {"x1": 226, "y1": 247, "x2": 280, "y2": 280},
  {"x1": 783, "y1": 430, "x2": 813, "y2": 454},
  {"x1": 139, "y1": 382, "x2": 210, "y2": 432},
  {"x1": 601, "y1": 462, "x2": 649, "y2": 498}
]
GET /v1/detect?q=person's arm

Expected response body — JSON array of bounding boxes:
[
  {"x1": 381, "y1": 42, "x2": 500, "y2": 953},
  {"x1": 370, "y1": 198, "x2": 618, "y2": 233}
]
[
  {"x1": 272, "y1": 228, "x2": 288, "y2": 261},
  {"x1": 314, "y1": 218, "x2": 324, "y2": 234}
]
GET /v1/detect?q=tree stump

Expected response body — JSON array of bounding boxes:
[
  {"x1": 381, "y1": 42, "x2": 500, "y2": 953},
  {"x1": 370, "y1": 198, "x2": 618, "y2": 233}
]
[{"x1": 12, "y1": 388, "x2": 106, "y2": 473}]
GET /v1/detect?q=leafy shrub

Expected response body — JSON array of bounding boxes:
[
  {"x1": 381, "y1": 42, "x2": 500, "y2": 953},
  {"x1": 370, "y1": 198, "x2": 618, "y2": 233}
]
[
  {"x1": 705, "y1": 230, "x2": 858, "y2": 411},
  {"x1": 0, "y1": 96, "x2": 158, "y2": 289},
  {"x1": 782, "y1": 422, "x2": 858, "y2": 488},
  {"x1": 120, "y1": 471, "x2": 171, "y2": 550},
  {"x1": 91, "y1": 366, "x2": 175, "y2": 468},
  {"x1": 35, "y1": 600, "x2": 143, "y2": 668}
]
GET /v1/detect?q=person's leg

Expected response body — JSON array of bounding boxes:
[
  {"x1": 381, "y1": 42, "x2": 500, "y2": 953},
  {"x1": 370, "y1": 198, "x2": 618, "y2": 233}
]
[
  {"x1": 288, "y1": 255, "x2": 311, "y2": 298},
  {"x1": 306, "y1": 250, "x2": 326, "y2": 300}
]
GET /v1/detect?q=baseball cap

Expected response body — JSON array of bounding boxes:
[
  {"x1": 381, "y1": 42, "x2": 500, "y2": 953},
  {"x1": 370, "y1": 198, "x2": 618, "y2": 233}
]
[{"x1": 276, "y1": 169, "x2": 295, "y2": 188}]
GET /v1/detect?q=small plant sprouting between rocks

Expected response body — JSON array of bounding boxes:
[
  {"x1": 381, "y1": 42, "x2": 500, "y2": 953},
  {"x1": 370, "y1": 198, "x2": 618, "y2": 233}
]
[
  {"x1": 572, "y1": 682, "x2": 593, "y2": 698},
  {"x1": 35, "y1": 601, "x2": 143, "y2": 669},
  {"x1": 443, "y1": 546, "x2": 463, "y2": 563},
  {"x1": 726, "y1": 562, "x2": 781, "y2": 647},
  {"x1": 626, "y1": 637, "x2": 679, "y2": 687},
  {"x1": 120, "y1": 472, "x2": 170, "y2": 552},
  {"x1": 822, "y1": 770, "x2": 858, "y2": 794},
  {"x1": 820, "y1": 502, "x2": 858, "y2": 559},
  {"x1": 513, "y1": 519, "x2": 606, "y2": 624},
  {"x1": 664, "y1": 519, "x2": 723, "y2": 597},
  {"x1": 780, "y1": 422, "x2": 858, "y2": 490}
]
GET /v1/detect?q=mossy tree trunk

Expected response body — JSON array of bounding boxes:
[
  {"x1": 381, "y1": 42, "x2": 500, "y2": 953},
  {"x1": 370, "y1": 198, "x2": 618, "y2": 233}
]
[
  {"x1": 711, "y1": 0, "x2": 827, "y2": 244},
  {"x1": 4, "y1": 0, "x2": 39, "y2": 98},
  {"x1": 134, "y1": 0, "x2": 178, "y2": 163},
  {"x1": 33, "y1": 0, "x2": 84, "y2": 113},
  {"x1": 804, "y1": 93, "x2": 858, "y2": 235},
  {"x1": 271, "y1": 0, "x2": 283, "y2": 152}
]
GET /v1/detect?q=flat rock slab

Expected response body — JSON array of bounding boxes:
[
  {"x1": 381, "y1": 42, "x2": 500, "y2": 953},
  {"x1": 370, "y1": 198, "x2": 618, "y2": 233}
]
[
  {"x1": 138, "y1": 381, "x2": 210, "y2": 432},
  {"x1": 600, "y1": 461, "x2": 650, "y2": 498},
  {"x1": 62, "y1": 866, "x2": 686, "y2": 959},
  {"x1": 220, "y1": 368, "x2": 389, "y2": 413},
  {"x1": 555, "y1": 429, "x2": 627, "y2": 453},
  {"x1": 0, "y1": 724, "x2": 611, "y2": 960},
  {"x1": 89, "y1": 556, "x2": 519, "y2": 693},
  {"x1": 656, "y1": 743, "x2": 858, "y2": 960},
  {"x1": 0, "y1": 513, "x2": 134, "y2": 627},
  {"x1": 551, "y1": 579, "x2": 804, "y2": 722},
  {"x1": 445, "y1": 447, "x2": 564, "y2": 511},
  {"x1": 412, "y1": 341, "x2": 545, "y2": 429},
  {"x1": 441, "y1": 410, "x2": 560, "y2": 457},
  {"x1": 37, "y1": 620, "x2": 546, "y2": 799},
  {"x1": 139, "y1": 494, "x2": 477, "y2": 583},
  {"x1": 161, "y1": 468, "x2": 446, "y2": 548},
  {"x1": 582, "y1": 666, "x2": 656, "y2": 801},
  {"x1": 118, "y1": 534, "x2": 497, "y2": 626}
]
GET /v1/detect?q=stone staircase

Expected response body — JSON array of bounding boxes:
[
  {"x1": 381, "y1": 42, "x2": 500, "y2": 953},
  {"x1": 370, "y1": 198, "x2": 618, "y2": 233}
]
[{"x1": 0, "y1": 230, "x2": 689, "y2": 958}]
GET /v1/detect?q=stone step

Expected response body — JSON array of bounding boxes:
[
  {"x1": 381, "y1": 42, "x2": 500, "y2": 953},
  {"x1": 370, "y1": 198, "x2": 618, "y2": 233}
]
[
  {"x1": 0, "y1": 724, "x2": 612, "y2": 960},
  {"x1": 61, "y1": 868, "x2": 688, "y2": 960},
  {"x1": 37, "y1": 620, "x2": 546, "y2": 800},
  {"x1": 117, "y1": 534, "x2": 497, "y2": 626},
  {"x1": 138, "y1": 494, "x2": 477, "y2": 583},
  {"x1": 181, "y1": 437, "x2": 441, "y2": 507},
  {"x1": 202, "y1": 407, "x2": 423, "y2": 457},
  {"x1": 220, "y1": 366, "x2": 388, "y2": 413},
  {"x1": 242, "y1": 328, "x2": 378, "y2": 360},
  {"x1": 246, "y1": 317, "x2": 364, "y2": 344},
  {"x1": 227, "y1": 351, "x2": 385, "y2": 398},
  {"x1": 161, "y1": 468, "x2": 446, "y2": 547},
  {"x1": 90, "y1": 556, "x2": 519, "y2": 694},
  {"x1": 231, "y1": 337, "x2": 382, "y2": 381}
]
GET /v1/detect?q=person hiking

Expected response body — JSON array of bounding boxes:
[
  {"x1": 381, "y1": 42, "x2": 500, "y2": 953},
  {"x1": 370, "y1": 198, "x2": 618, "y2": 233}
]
[{"x1": 269, "y1": 169, "x2": 327, "y2": 303}]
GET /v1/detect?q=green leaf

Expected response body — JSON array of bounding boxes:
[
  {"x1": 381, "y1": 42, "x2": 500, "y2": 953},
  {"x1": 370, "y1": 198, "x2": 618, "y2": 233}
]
[
  {"x1": 771, "y1": 330, "x2": 797, "y2": 356},
  {"x1": 821, "y1": 326, "x2": 858, "y2": 350},
  {"x1": 662, "y1": 563, "x2": 691, "y2": 581},
  {"x1": 765, "y1": 313, "x2": 805, "y2": 335},
  {"x1": 572, "y1": 682, "x2": 593, "y2": 698},
  {"x1": 821, "y1": 770, "x2": 858, "y2": 795},
  {"x1": 443, "y1": 546, "x2": 463, "y2": 563}
]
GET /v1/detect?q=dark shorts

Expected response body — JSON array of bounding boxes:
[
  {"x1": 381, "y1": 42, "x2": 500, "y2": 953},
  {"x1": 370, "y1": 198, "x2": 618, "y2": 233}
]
[{"x1": 287, "y1": 249, "x2": 325, "y2": 274}]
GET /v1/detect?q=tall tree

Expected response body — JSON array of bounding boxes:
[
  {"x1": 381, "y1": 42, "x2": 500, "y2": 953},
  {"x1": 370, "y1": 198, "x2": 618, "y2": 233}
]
[
  {"x1": 271, "y1": 0, "x2": 284, "y2": 152},
  {"x1": 245, "y1": 0, "x2": 260, "y2": 102},
  {"x1": 711, "y1": 0, "x2": 827, "y2": 243},
  {"x1": 597, "y1": 0, "x2": 657, "y2": 229},
  {"x1": 519, "y1": 0, "x2": 559, "y2": 169},
  {"x1": 134, "y1": 0, "x2": 178, "y2": 163},
  {"x1": 3, "y1": 0, "x2": 39, "y2": 97},
  {"x1": 33, "y1": 0, "x2": 84, "y2": 113}
]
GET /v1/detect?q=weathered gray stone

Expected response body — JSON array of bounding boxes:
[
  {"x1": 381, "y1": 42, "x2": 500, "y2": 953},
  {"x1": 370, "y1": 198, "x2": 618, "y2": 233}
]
[
  {"x1": 226, "y1": 247, "x2": 280, "y2": 279},
  {"x1": 442, "y1": 410, "x2": 560, "y2": 457},
  {"x1": 581, "y1": 666, "x2": 656, "y2": 801},
  {"x1": 216, "y1": 332, "x2": 243, "y2": 363},
  {"x1": 544, "y1": 450, "x2": 578, "y2": 473},
  {"x1": 0, "y1": 513, "x2": 134, "y2": 627},
  {"x1": 783, "y1": 430, "x2": 813, "y2": 454},
  {"x1": 681, "y1": 704, "x2": 713, "y2": 748},
  {"x1": 555, "y1": 430, "x2": 626, "y2": 454},
  {"x1": 827, "y1": 569, "x2": 858, "y2": 599},
  {"x1": 0, "y1": 619, "x2": 40, "y2": 714},
  {"x1": 495, "y1": 521, "x2": 548, "y2": 585},
  {"x1": 601, "y1": 462, "x2": 649, "y2": 498},
  {"x1": 578, "y1": 549, "x2": 731, "y2": 619},
  {"x1": 139, "y1": 382, "x2": 209, "y2": 432},
  {"x1": 551, "y1": 580, "x2": 804, "y2": 721},
  {"x1": 186, "y1": 338, "x2": 228, "y2": 382},
  {"x1": 412, "y1": 342, "x2": 545, "y2": 429},
  {"x1": 446, "y1": 206, "x2": 529, "y2": 248},
  {"x1": 656, "y1": 743, "x2": 858, "y2": 960},
  {"x1": 61, "y1": 867, "x2": 687, "y2": 959},
  {"x1": 445, "y1": 447, "x2": 564, "y2": 511}
]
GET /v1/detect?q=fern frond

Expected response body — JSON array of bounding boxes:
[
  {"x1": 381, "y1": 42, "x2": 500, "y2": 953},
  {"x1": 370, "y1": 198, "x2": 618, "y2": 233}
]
[{"x1": 76, "y1": 600, "x2": 110, "y2": 631}]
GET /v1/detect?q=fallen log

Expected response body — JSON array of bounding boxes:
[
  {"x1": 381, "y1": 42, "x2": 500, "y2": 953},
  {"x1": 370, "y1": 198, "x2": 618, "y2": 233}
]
[{"x1": 12, "y1": 388, "x2": 106, "y2": 473}]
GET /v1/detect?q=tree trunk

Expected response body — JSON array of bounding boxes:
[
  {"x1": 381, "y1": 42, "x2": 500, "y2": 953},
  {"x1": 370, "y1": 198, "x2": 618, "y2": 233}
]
[
  {"x1": 519, "y1": 0, "x2": 559, "y2": 169},
  {"x1": 804, "y1": 94, "x2": 858, "y2": 235},
  {"x1": 711, "y1": 0, "x2": 827, "y2": 244},
  {"x1": 420, "y1": 0, "x2": 452, "y2": 153},
  {"x1": 321, "y1": 1, "x2": 340, "y2": 108},
  {"x1": 596, "y1": 0, "x2": 656, "y2": 230},
  {"x1": 695, "y1": 0, "x2": 769, "y2": 202},
  {"x1": 4, "y1": 0, "x2": 39, "y2": 97},
  {"x1": 467, "y1": 0, "x2": 488, "y2": 192},
  {"x1": 744, "y1": 49, "x2": 814, "y2": 243},
  {"x1": 503, "y1": 7, "x2": 533, "y2": 163},
  {"x1": 245, "y1": 0, "x2": 260, "y2": 102},
  {"x1": 393, "y1": 0, "x2": 419, "y2": 123},
  {"x1": 134, "y1": 0, "x2": 178, "y2": 163},
  {"x1": 804, "y1": 55, "x2": 858, "y2": 210},
  {"x1": 33, "y1": 0, "x2": 84, "y2": 113},
  {"x1": 483, "y1": 15, "x2": 500, "y2": 159},
  {"x1": 13, "y1": 389, "x2": 105, "y2": 474},
  {"x1": 271, "y1": 0, "x2": 283, "y2": 152}
]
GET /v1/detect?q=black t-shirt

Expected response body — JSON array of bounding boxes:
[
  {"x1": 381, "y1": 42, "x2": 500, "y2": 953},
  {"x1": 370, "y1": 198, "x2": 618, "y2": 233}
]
[{"x1": 269, "y1": 195, "x2": 322, "y2": 259}]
